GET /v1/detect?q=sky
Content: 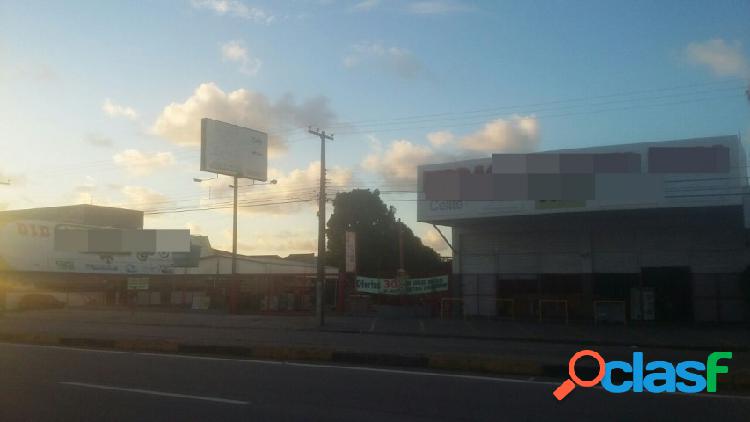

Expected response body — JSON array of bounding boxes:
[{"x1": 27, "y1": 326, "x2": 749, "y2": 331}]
[{"x1": 1, "y1": 0, "x2": 749, "y2": 257}]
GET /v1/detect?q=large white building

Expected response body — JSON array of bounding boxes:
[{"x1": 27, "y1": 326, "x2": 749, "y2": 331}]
[{"x1": 418, "y1": 135, "x2": 750, "y2": 323}]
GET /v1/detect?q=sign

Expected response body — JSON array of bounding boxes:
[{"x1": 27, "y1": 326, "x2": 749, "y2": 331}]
[
  {"x1": 356, "y1": 275, "x2": 449, "y2": 295},
  {"x1": 0, "y1": 220, "x2": 181, "y2": 274},
  {"x1": 200, "y1": 118, "x2": 268, "y2": 181},
  {"x1": 191, "y1": 295, "x2": 211, "y2": 310},
  {"x1": 345, "y1": 231, "x2": 356, "y2": 273},
  {"x1": 127, "y1": 277, "x2": 149, "y2": 290}
]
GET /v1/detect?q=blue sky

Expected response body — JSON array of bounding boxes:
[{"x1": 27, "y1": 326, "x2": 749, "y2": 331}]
[{"x1": 1, "y1": 0, "x2": 748, "y2": 256}]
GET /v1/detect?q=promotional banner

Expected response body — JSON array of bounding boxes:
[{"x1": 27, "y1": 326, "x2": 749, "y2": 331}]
[{"x1": 356, "y1": 275, "x2": 449, "y2": 295}]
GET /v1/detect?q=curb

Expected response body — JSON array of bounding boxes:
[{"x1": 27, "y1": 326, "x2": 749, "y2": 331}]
[{"x1": 0, "y1": 333, "x2": 748, "y2": 393}]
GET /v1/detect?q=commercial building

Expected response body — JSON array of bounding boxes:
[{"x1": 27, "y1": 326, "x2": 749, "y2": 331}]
[
  {"x1": 0, "y1": 204, "x2": 337, "y2": 313},
  {"x1": 418, "y1": 135, "x2": 750, "y2": 323}
]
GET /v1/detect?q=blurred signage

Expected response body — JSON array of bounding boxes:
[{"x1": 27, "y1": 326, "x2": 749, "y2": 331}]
[
  {"x1": 127, "y1": 277, "x2": 149, "y2": 290},
  {"x1": 345, "y1": 231, "x2": 356, "y2": 273},
  {"x1": 356, "y1": 275, "x2": 449, "y2": 295},
  {"x1": 0, "y1": 220, "x2": 180, "y2": 274}
]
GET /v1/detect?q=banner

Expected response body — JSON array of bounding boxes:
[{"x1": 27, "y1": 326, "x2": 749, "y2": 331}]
[{"x1": 356, "y1": 275, "x2": 449, "y2": 295}]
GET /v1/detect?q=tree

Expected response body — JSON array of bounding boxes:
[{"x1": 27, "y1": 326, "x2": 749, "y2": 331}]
[{"x1": 326, "y1": 189, "x2": 444, "y2": 278}]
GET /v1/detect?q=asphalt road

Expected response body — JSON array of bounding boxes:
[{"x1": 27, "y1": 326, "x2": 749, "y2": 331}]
[{"x1": 0, "y1": 343, "x2": 748, "y2": 421}]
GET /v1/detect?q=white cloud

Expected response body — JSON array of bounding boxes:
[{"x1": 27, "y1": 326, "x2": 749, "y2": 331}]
[
  {"x1": 113, "y1": 149, "x2": 176, "y2": 176},
  {"x1": 152, "y1": 82, "x2": 336, "y2": 157},
  {"x1": 223, "y1": 228, "x2": 317, "y2": 256},
  {"x1": 102, "y1": 99, "x2": 138, "y2": 120},
  {"x1": 343, "y1": 41, "x2": 424, "y2": 79},
  {"x1": 362, "y1": 139, "x2": 436, "y2": 183},
  {"x1": 121, "y1": 186, "x2": 170, "y2": 207},
  {"x1": 196, "y1": 160, "x2": 353, "y2": 215},
  {"x1": 362, "y1": 115, "x2": 539, "y2": 183},
  {"x1": 191, "y1": 0, "x2": 274, "y2": 23},
  {"x1": 220, "y1": 40, "x2": 262, "y2": 76},
  {"x1": 352, "y1": 0, "x2": 380, "y2": 11},
  {"x1": 686, "y1": 39, "x2": 749, "y2": 77},
  {"x1": 420, "y1": 226, "x2": 451, "y2": 256},
  {"x1": 459, "y1": 115, "x2": 539, "y2": 152},
  {"x1": 427, "y1": 130, "x2": 454, "y2": 147},
  {"x1": 407, "y1": 0, "x2": 472, "y2": 15}
]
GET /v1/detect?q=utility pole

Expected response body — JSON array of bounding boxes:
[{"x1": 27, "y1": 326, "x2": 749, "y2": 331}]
[
  {"x1": 232, "y1": 176, "x2": 238, "y2": 276},
  {"x1": 309, "y1": 127, "x2": 333, "y2": 326}
]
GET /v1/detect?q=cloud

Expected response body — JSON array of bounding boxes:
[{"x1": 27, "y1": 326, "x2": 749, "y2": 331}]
[
  {"x1": 362, "y1": 139, "x2": 435, "y2": 183},
  {"x1": 352, "y1": 0, "x2": 380, "y2": 11},
  {"x1": 113, "y1": 149, "x2": 176, "y2": 176},
  {"x1": 195, "y1": 160, "x2": 353, "y2": 215},
  {"x1": 102, "y1": 99, "x2": 138, "y2": 120},
  {"x1": 458, "y1": 115, "x2": 539, "y2": 152},
  {"x1": 84, "y1": 133, "x2": 113, "y2": 148},
  {"x1": 121, "y1": 186, "x2": 170, "y2": 207},
  {"x1": 407, "y1": 0, "x2": 472, "y2": 15},
  {"x1": 419, "y1": 226, "x2": 451, "y2": 256},
  {"x1": 185, "y1": 222, "x2": 205, "y2": 235},
  {"x1": 362, "y1": 115, "x2": 539, "y2": 183},
  {"x1": 686, "y1": 38, "x2": 749, "y2": 77},
  {"x1": 427, "y1": 130, "x2": 454, "y2": 147},
  {"x1": 191, "y1": 0, "x2": 274, "y2": 23},
  {"x1": 226, "y1": 228, "x2": 317, "y2": 256},
  {"x1": 220, "y1": 40, "x2": 262, "y2": 76},
  {"x1": 343, "y1": 42, "x2": 424, "y2": 79},
  {"x1": 152, "y1": 82, "x2": 336, "y2": 157}
]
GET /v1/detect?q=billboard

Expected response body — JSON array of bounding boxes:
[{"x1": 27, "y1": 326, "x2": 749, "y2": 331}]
[{"x1": 200, "y1": 118, "x2": 268, "y2": 181}]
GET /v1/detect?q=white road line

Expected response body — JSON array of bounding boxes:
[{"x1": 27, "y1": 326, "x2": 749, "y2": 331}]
[
  {"x1": 369, "y1": 318, "x2": 377, "y2": 332},
  {"x1": 5, "y1": 342, "x2": 750, "y2": 402},
  {"x1": 59, "y1": 382, "x2": 249, "y2": 405}
]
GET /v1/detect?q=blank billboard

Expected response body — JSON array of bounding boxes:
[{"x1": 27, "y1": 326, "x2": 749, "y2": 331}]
[{"x1": 200, "y1": 118, "x2": 268, "y2": 181}]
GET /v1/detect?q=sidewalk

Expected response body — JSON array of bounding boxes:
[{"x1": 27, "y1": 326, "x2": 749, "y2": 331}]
[{"x1": 0, "y1": 308, "x2": 748, "y2": 389}]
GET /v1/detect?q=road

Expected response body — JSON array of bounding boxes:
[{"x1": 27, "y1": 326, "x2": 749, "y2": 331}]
[{"x1": 0, "y1": 343, "x2": 748, "y2": 421}]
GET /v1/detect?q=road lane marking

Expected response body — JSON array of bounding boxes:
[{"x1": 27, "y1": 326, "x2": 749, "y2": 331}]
[
  {"x1": 369, "y1": 318, "x2": 377, "y2": 332},
  {"x1": 5, "y1": 342, "x2": 749, "y2": 402},
  {"x1": 59, "y1": 382, "x2": 249, "y2": 405}
]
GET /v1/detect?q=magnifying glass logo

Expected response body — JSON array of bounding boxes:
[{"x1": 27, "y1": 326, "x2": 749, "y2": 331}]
[{"x1": 553, "y1": 350, "x2": 606, "y2": 401}]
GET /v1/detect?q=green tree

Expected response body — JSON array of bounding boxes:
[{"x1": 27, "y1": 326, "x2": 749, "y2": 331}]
[{"x1": 326, "y1": 189, "x2": 444, "y2": 277}]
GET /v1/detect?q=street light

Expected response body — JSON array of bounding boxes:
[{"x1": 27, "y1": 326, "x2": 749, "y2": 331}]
[{"x1": 193, "y1": 174, "x2": 218, "y2": 199}]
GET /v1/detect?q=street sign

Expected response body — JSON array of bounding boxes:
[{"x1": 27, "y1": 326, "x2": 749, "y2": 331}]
[{"x1": 127, "y1": 277, "x2": 149, "y2": 290}]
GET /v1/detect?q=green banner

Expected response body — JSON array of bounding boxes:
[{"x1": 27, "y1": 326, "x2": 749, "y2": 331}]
[{"x1": 356, "y1": 275, "x2": 449, "y2": 295}]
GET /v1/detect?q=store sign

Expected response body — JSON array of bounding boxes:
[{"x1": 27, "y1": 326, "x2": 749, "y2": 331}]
[
  {"x1": 356, "y1": 275, "x2": 449, "y2": 295},
  {"x1": 127, "y1": 277, "x2": 149, "y2": 290}
]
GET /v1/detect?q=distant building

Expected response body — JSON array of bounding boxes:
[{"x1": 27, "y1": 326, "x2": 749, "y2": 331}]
[
  {"x1": 0, "y1": 205, "x2": 337, "y2": 313},
  {"x1": 418, "y1": 135, "x2": 750, "y2": 323}
]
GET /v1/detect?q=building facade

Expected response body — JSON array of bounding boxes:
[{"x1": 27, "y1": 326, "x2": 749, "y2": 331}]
[{"x1": 418, "y1": 135, "x2": 750, "y2": 322}]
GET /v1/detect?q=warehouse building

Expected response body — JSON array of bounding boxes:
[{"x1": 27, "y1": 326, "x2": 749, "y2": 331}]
[{"x1": 418, "y1": 135, "x2": 749, "y2": 323}]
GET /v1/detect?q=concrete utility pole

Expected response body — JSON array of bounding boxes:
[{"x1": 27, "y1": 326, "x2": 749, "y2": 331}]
[
  {"x1": 309, "y1": 127, "x2": 333, "y2": 326},
  {"x1": 232, "y1": 176, "x2": 238, "y2": 275}
]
